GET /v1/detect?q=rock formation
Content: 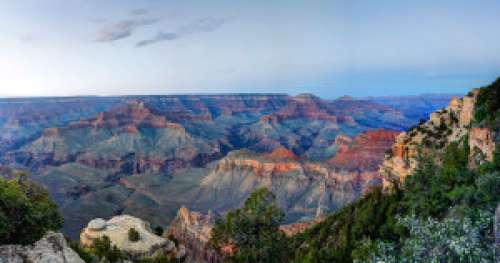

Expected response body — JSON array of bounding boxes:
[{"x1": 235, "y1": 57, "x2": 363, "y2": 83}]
[
  {"x1": 197, "y1": 129, "x2": 396, "y2": 222},
  {"x1": 380, "y1": 90, "x2": 497, "y2": 188},
  {"x1": 329, "y1": 129, "x2": 399, "y2": 171},
  {"x1": 167, "y1": 207, "x2": 222, "y2": 263},
  {"x1": 80, "y1": 215, "x2": 176, "y2": 259},
  {"x1": 0, "y1": 232, "x2": 84, "y2": 263}
]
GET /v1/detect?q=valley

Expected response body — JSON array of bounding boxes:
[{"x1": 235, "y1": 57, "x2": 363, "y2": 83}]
[{"x1": 0, "y1": 93, "x2": 452, "y2": 239}]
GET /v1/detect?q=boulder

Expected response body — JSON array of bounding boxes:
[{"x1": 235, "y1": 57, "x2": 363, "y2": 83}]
[
  {"x1": 0, "y1": 231, "x2": 84, "y2": 263},
  {"x1": 80, "y1": 215, "x2": 174, "y2": 259}
]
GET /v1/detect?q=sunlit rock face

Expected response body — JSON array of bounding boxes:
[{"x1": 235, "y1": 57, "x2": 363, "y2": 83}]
[
  {"x1": 469, "y1": 127, "x2": 496, "y2": 168},
  {"x1": 196, "y1": 129, "x2": 397, "y2": 223},
  {"x1": 80, "y1": 215, "x2": 175, "y2": 259},
  {"x1": 0, "y1": 232, "x2": 84, "y2": 263},
  {"x1": 167, "y1": 207, "x2": 222, "y2": 263},
  {"x1": 380, "y1": 89, "x2": 497, "y2": 188},
  {"x1": 0, "y1": 94, "x2": 451, "y2": 238}
]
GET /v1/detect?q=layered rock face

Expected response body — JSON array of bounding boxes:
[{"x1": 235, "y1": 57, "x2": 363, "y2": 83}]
[
  {"x1": 196, "y1": 129, "x2": 396, "y2": 222},
  {"x1": 380, "y1": 90, "x2": 497, "y2": 187},
  {"x1": 0, "y1": 232, "x2": 84, "y2": 263},
  {"x1": 329, "y1": 129, "x2": 399, "y2": 171},
  {"x1": 80, "y1": 215, "x2": 179, "y2": 259}
]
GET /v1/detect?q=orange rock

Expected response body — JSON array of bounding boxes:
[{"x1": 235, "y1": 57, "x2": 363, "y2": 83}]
[{"x1": 329, "y1": 129, "x2": 399, "y2": 171}]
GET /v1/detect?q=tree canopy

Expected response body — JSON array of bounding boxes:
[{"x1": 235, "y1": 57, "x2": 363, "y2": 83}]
[
  {"x1": 210, "y1": 188, "x2": 289, "y2": 263},
  {"x1": 0, "y1": 172, "x2": 63, "y2": 245}
]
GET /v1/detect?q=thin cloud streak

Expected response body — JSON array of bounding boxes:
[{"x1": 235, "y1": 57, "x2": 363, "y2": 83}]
[
  {"x1": 95, "y1": 18, "x2": 158, "y2": 42},
  {"x1": 136, "y1": 17, "x2": 229, "y2": 47}
]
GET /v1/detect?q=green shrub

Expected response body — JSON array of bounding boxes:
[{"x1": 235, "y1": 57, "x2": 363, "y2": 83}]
[
  {"x1": 88, "y1": 235, "x2": 124, "y2": 263},
  {"x1": 154, "y1": 226, "x2": 164, "y2": 236},
  {"x1": 128, "y1": 227, "x2": 140, "y2": 242},
  {"x1": 66, "y1": 237, "x2": 94, "y2": 263}
]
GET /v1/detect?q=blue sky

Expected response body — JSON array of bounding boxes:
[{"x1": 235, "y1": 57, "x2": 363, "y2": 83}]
[{"x1": 0, "y1": 0, "x2": 499, "y2": 98}]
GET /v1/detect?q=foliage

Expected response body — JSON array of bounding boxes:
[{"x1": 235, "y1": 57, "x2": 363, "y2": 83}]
[
  {"x1": 291, "y1": 140, "x2": 499, "y2": 263},
  {"x1": 210, "y1": 188, "x2": 289, "y2": 263},
  {"x1": 0, "y1": 172, "x2": 64, "y2": 245},
  {"x1": 290, "y1": 187, "x2": 404, "y2": 262},
  {"x1": 154, "y1": 226, "x2": 164, "y2": 236},
  {"x1": 128, "y1": 227, "x2": 141, "y2": 242},
  {"x1": 355, "y1": 212, "x2": 495, "y2": 262},
  {"x1": 474, "y1": 77, "x2": 500, "y2": 130},
  {"x1": 66, "y1": 236, "x2": 94, "y2": 263},
  {"x1": 87, "y1": 235, "x2": 124, "y2": 263}
]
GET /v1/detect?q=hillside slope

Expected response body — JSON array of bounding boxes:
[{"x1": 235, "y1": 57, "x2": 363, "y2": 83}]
[{"x1": 290, "y1": 79, "x2": 499, "y2": 262}]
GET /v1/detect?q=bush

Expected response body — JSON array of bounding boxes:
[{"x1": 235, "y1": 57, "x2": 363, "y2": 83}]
[
  {"x1": 66, "y1": 237, "x2": 94, "y2": 263},
  {"x1": 0, "y1": 173, "x2": 63, "y2": 245},
  {"x1": 355, "y1": 212, "x2": 495, "y2": 262},
  {"x1": 128, "y1": 227, "x2": 140, "y2": 242},
  {"x1": 88, "y1": 235, "x2": 124, "y2": 263},
  {"x1": 154, "y1": 226, "x2": 164, "y2": 236}
]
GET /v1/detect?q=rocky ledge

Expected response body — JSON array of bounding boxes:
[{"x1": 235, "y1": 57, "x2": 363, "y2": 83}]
[
  {"x1": 80, "y1": 215, "x2": 180, "y2": 260},
  {"x1": 0, "y1": 232, "x2": 84, "y2": 263}
]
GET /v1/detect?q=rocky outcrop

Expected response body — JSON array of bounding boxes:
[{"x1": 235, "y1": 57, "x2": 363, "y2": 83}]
[
  {"x1": 380, "y1": 89, "x2": 497, "y2": 188},
  {"x1": 469, "y1": 127, "x2": 496, "y2": 168},
  {"x1": 0, "y1": 232, "x2": 84, "y2": 263},
  {"x1": 167, "y1": 207, "x2": 222, "y2": 263},
  {"x1": 80, "y1": 215, "x2": 176, "y2": 259},
  {"x1": 380, "y1": 91, "x2": 487, "y2": 187}
]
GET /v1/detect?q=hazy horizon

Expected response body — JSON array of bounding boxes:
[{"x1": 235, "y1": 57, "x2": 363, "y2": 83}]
[{"x1": 1, "y1": 1, "x2": 499, "y2": 98}]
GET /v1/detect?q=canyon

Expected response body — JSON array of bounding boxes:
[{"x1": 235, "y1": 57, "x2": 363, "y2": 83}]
[{"x1": 0, "y1": 93, "x2": 453, "y2": 239}]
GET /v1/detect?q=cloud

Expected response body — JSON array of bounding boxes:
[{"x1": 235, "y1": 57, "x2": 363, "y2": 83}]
[
  {"x1": 131, "y1": 8, "x2": 148, "y2": 16},
  {"x1": 95, "y1": 18, "x2": 158, "y2": 42},
  {"x1": 136, "y1": 32, "x2": 179, "y2": 47},
  {"x1": 136, "y1": 17, "x2": 229, "y2": 47}
]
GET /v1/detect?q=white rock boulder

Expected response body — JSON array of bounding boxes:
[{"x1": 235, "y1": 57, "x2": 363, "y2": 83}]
[{"x1": 80, "y1": 215, "x2": 174, "y2": 259}]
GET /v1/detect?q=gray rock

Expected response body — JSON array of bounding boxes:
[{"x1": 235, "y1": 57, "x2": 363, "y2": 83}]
[
  {"x1": 88, "y1": 218, "x2": 107, "y2": 231},
  {"x1": 0, "y1": 231, "x2": 84, "y2": 263}
]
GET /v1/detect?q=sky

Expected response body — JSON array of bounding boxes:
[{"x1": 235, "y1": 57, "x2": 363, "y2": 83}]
[{"x1": 0, "y1": 0, "x2": 499, "y2": 98}]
